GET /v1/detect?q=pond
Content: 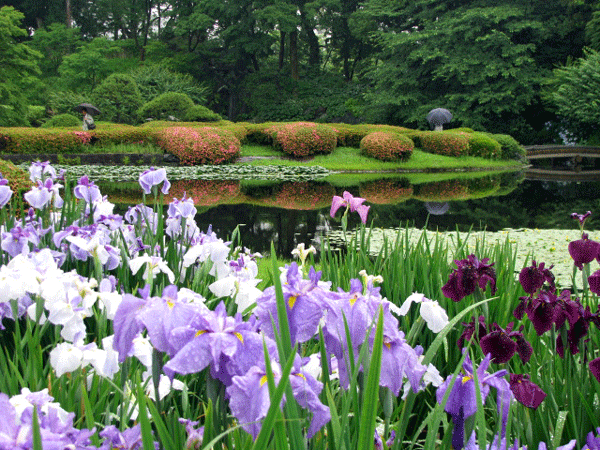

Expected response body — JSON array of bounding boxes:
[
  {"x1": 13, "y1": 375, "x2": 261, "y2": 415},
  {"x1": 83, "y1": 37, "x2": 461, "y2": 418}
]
[{"x1": 102, "y1": 168, "x2": 600, "y2": 256}]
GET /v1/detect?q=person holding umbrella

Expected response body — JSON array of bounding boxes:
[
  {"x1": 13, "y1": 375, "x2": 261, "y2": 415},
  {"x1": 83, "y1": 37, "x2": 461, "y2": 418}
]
[{"x1": 75, "y1": 103, "x2": 100, "y2": 131}]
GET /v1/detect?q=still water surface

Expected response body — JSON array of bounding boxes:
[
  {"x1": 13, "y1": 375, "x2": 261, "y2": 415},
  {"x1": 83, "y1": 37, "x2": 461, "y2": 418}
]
[{"x1": 104, "y1": 170, "x2": 600, "y2": 255}]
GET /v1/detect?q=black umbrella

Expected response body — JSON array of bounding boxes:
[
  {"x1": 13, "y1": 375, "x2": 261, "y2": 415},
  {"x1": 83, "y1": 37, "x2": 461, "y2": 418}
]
[
  {"x1": 426, "y1": 108, "x2": 452, "y2": 130},
  {"x1": 75, "y1": 103, "x2": 100, "y2": 116}
]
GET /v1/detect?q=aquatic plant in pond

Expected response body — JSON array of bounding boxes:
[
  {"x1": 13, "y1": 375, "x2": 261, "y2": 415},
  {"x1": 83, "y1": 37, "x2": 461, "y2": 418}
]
[{"x1": 1, "y1": 162, "x2": 600, "y2": 449}]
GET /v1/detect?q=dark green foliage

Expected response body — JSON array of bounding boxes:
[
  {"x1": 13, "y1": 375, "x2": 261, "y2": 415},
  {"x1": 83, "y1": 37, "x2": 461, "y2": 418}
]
[
  {"x1": 137, "y1": 92, "x2": 195, "y2": 122},
  {"x1": 92, "y1": 74, "x2": 143, "y2": 125},
  {"x1": 184, "y1": 105, "x2": 221, "y2": 122},
  {"x1": 45, "y1": 90, "x2": 89, "y2": 116},
  {"x1": 128, "y1": 65, "x2": 209, "y2": 105},
  {"x1": 360, "y1": 132, "x2": 414, "y2": 161},
  {"x1": 546, "y1": 49, "x2": 600, "y2": 142},
  {"x1": 27, "y1": 23, "x2": 82, "y2": 78},
  {"x1": 41, "y1": 113, "x2": 81, "y2": 128},
  {"x1": 26, "y1": 106, "x2": 49, "y2": 127},
  {"x1": 468, "y1": 133, "x2": 501, "y2": 159},
  {"x1": 0, "y1": 6, "x2": 42, "y2": 127}
]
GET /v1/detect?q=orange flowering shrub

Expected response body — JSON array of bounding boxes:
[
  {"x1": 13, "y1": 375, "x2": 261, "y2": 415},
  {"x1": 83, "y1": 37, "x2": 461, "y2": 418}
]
[
  {"x1": 359, "y1": 179, "x2": 413, "y2": 204},
  {"x1": 413, "y1": 179, "x2": 470, "y2": 201},
  {"x1": 257, "y1": 182, "x2": 335, "y2": 210},
  {"x1": 360, "y1": 132, "x2": 414, "y2": 161},
  {"x1": 419, "y1": 132, "x2": 470, "y2": 157},
  {"x1": 168, "y1": 179, "x2": 244, "y2": 206},
  {"x1": 156, "y1": 126, "x2": 241, "y2": 165},
  {"x1": 271, "y1": 122, "x2": 337, "y2": 158}
]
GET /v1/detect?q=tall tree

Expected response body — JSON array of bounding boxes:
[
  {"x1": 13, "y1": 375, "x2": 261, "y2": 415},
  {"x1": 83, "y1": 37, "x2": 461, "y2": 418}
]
[
  {"x1": 0, "y1": 6, "x2": 42, "y2": 126},
  {"x1": 359, "y1": 0, "x2": 592, "y2": 143}
]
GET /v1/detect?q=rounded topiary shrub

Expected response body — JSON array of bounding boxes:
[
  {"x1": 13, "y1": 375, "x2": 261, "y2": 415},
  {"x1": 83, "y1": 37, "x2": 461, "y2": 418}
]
[
  {"x1": 359, "y1": 178, "x2": 413, "y2": 204},
  {"x1": 468, "y1": 133, "x2": 501, "y2": 159},
  {"x1": 271, "y1": 122, "x2": 337, "y2": 158},
  {"x1": 92, "y1": 74, "x2": 143, "y2": 125},
  {"x1": 419, "y1": 132, "x2": 470, "y2": 157},
  {"x1": 490, "y1": 133, "x2": 526, "y2": 160},
  {"x1": 138, "y1": 92, "x2": 195, "y2": 122},
  {"x1": 156, "y1": 126, "x2": 240, "y2": 165},
  {"x1": 41, "y1": 113, "x2": 81, "y2": 128},
  {"x1": 360, "y1": 132, "x2": 414, "y2": 161},
  {"x1": 184, "y1": 105, "x2": 222, "y2": 122}
]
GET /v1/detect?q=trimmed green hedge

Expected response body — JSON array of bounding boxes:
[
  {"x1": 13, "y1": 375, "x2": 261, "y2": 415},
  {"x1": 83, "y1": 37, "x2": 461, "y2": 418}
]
[
  {"x1": 467, "y1": 132, "x2": 501, "y2": 158},
  {"x1": 41, "y1": 114, "x2": 81, "y2": 128},
  {"x1": 360, "y1": 132, "x2": 414, "y2": 161},
  {"x1": 417, "y1": 132, "x2": 470, "y2": 157}
]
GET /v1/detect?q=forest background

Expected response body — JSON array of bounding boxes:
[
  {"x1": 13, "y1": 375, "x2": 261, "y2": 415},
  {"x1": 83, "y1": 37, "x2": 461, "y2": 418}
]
[{"x1": 2, "y1": 0, "x2": 600, "y2": 146}]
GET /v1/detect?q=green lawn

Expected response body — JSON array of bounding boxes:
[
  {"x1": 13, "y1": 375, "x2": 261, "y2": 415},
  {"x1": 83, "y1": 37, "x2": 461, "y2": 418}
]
[{"x1": 238, "y1": 145, "x2": 525, "y2": 172}]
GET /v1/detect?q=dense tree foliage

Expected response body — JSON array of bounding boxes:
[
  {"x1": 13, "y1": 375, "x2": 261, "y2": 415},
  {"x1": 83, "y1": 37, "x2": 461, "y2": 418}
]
[{"x1": 0, "y1": 0, "x2": 598, "y2": 143}]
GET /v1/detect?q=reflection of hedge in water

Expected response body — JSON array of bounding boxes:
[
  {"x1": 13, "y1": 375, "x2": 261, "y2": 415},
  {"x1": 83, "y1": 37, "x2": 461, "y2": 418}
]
[
  {"x1": 413, "y1": 179, "x2": 470, "y2": 201},
  {"x1": 169, "y1": 179, "x2": 245, "y2": 206},
  {"x1": 463, "y1": 176, "x2": 501, "y2": 198},
  {"x1": 359, "y1": 178, "x2": 413, "y2": 204},
  {"x1": 257, "y1": 181, "x2": 335, "y2": 210}
]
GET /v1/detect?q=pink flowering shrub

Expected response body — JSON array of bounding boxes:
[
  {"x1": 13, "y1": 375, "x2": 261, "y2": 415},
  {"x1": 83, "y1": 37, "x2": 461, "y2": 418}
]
[
  {"x1": 270, "y1": 122, "x2": 337, "y2": 158},
  {"x1": 156, "y1": 126, "x2": 241, "y2": 165},
  {"x1": 360, "y1": 132, "x2": 414, "y2": 161},
  {"x1": 359, "y1": 179, "x2": 413, "y2": 204},
  {"x1": 418, "y1": 132, "x2": 470, "y2": 157}
]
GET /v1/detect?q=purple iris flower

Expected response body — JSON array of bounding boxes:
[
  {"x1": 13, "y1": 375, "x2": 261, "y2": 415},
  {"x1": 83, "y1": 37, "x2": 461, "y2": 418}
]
[
  {"x1": 0, "y1": 177, "x2": 13, "y2": 208},
  {"x1": 113, "y1": 293, "x2": 148, "y2": 362},
  {"x1": 582, "y1": 427, "x2": 600, "y2": 450},
  {"x1": 572, "y1": 210, "x2": 592, "y2": 227},
  {"x1": 1, "y1": 224, "x2": 40, "y2": 257},
  {"x1": 464, "y1": 434, "x2": 576, "y2": 450},
  {"x1": 139, "y1": 167, "x2": 171, "y2": 195},
  {"x1": 254, "y1": 263, "x2": 328, "y2": 345},
  {"x1": 479, "y1": 322, "x2": 532, "y2": 364},
  {"x1": 508, "y1": 373, "x2": 546, "y2": 410},
  {"x1": 519, "y1": 261, "x2": 555, "y2": 294},
  {"x1": 330, "y1": 190, "x2": 370, "y2": 224},
  {"x1": 179, "y1": 419, "x2": 204, "y2": 450},
  {"x1": 99, "y1": 424, "x2": 157, "y2": 450},
  {"x1": 163, "y1": 302, "x2": 254, "y2": 384},
  {"x1": 436, "y1": 351, "x2": 513, "y2": 450},
  {"x1": 167, "y1": 194, "x2": 197, "y2": 218},
  {"x1": 125, "y1": 204, "x2": 159, "y2": 233},
  {"x1": 28, "y1": 160, "x2": 57, "y2": 181},
  {"x1": 457, "y1": 315, "x2": 487, "y2": 348},
  {"x1": 24, "y1": 178, "x2": 63, "y2": 209},
  {"x1": 226, "y1": 354, "x2": 330, "y2": 439},
  {"x1": 442, "y1": 254, "x2": 496, "y2": 302},
  {"x1": 74, "y1": 175, "x2": 102, "y2": 204},
  {"x1": 568, "y1": 233, "x2": 600, "y2": 270}
]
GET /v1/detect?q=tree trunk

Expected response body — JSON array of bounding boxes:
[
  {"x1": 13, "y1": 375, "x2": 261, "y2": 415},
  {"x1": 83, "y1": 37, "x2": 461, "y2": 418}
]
[
  {"x1": 65, "y1": 0, "x2": 72, "y2": 28},
  {"x1": 300, "y1": 10, "x2": 320, "y2": 67},
  {"x1": 290, "y1": 30, "x2": 299, "y2": 80},
  {"x1": 279, "y1": 31, "x2": 286, "y2": 70}
]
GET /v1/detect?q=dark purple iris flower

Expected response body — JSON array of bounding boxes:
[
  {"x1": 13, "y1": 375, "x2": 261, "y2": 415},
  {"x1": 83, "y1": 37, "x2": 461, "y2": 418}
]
[
  {"x1": 508, "y1": 373, "x2": 546, "y2": 409},
  {"x1": 591, "y1": 357, "x2": 600, "y2": 384},
  {"x1": 519, "y1": 261, "x2": 555, "y2": 294},
  {"x1": 442, "y1": 254, "x2": 496, "y2": 302},
  {"x1": 457, "y1": 315, "x2": 487, "y2": 348},
  {"x1": 572, "y1": 210, "x2": 592, "y2": 226},
  {"x1": 556, "y1": 304, "x2": 597, "y2": 358},
  {"x1": 589, "y1": 270, "x2": 600, "y2": 295},
  {"x1": 568, "y1": 233, "x2": 600, "y2": 270},
  {"x1": 480, "y1": 322, "x2": 532, "y2": 364}
]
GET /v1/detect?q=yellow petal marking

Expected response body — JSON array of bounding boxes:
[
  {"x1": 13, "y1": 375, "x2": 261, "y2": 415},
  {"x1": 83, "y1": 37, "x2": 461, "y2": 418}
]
[
  {"x1": 234, "y1": 332, "x2": 244, "y2": 344},
  {"x1": 195, "y1": 330, "x2": 207, "y2": 338},
  {"x1": 288, "y1": 295, "x2": 297, "y2": 308},
  {"x1": 260, "y1": 375, "x2": 268, "y2": 386},
  {"x1": 462, "y1": 375, "x2": 473, "y2": 384}
]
